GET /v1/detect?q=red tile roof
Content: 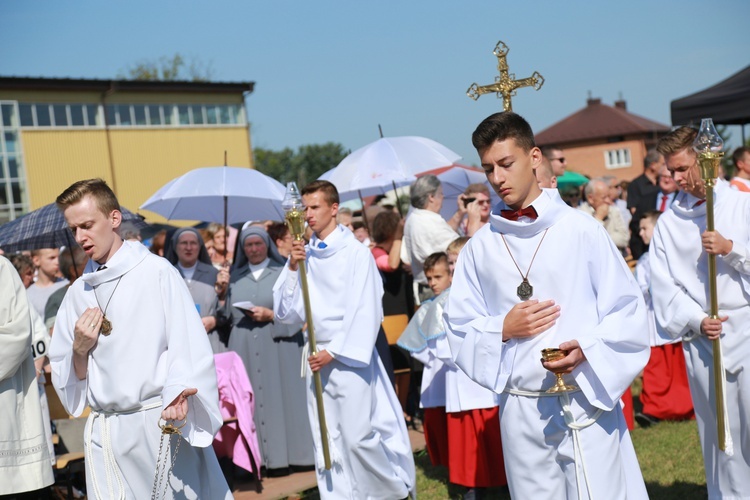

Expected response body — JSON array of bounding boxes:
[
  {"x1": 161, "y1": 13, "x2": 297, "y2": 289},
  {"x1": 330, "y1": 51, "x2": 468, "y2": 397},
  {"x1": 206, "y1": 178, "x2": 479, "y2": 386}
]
[{"x1": 535, "y1": 99, "x2": 669, "y2": 146}]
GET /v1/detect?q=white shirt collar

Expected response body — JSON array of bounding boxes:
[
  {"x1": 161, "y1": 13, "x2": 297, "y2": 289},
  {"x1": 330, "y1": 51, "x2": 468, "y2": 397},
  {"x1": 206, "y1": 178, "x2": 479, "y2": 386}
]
[
  {"x1": 178, "y1": 262, "x2": 198, "y2": 281},
  {"x1": 248, "y1": 257, "x2": 270, "y2": 279}
]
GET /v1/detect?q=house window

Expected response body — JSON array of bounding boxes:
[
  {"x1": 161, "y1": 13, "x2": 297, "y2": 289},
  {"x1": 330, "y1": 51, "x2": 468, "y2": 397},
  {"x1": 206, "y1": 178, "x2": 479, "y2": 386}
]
[
  {"x1": 0, "y1": 102, "x2": 29, "y2": 222},
  {"x1": 605, "y1": 148, "x2": 631, "y2": 169}
]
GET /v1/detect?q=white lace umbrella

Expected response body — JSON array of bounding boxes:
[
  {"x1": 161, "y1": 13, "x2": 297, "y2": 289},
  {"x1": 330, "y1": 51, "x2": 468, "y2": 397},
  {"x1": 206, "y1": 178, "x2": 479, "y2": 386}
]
[{"x1": 319, "y1": 136, "x2": 461, "y2": 202}]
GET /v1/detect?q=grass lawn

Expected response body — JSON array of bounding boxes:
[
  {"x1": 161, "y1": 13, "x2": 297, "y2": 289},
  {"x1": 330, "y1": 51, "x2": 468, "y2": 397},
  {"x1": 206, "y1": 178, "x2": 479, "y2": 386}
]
[
  {"x1": 408, "y1": 419, "x2": 706, "y2": 500},
  {"x1": 302, "y1": 383, "x2": 707, "y2": 499}
]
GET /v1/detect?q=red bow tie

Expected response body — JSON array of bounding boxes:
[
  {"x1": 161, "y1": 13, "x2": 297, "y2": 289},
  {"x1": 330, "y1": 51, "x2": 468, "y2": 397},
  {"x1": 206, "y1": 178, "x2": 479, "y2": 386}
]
[
  {"x1": 500, "y1": 206, "x2": 538, "y2": 221},
  {"x1": 693, "y1": 199, "x2": 706, "y2": 208}
]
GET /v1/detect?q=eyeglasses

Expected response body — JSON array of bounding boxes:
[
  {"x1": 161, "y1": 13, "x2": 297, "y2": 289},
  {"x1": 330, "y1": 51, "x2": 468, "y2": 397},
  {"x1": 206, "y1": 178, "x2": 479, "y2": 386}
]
[
  {"x1": 476, "y1": 200, "x2": 491, "y2": 205},
  {"x1": 551, "y1": 157, "x2": 566, "y2": 163}
]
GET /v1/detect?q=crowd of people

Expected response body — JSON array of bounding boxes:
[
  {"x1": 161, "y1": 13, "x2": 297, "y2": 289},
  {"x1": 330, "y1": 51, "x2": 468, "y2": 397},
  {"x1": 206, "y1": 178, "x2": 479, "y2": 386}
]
[{"x1": 1, "y1": 114, "x2": 749, "y2": 499}]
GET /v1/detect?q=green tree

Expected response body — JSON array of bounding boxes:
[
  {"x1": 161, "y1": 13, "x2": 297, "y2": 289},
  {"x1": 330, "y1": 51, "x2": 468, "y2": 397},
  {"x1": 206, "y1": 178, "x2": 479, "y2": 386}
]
[
  {"x1": 119, "y1": 53, "x2": 214, "y2": 82},
  {"x1": 254, "y1": 142, "x2": 348, "y2": 187}
]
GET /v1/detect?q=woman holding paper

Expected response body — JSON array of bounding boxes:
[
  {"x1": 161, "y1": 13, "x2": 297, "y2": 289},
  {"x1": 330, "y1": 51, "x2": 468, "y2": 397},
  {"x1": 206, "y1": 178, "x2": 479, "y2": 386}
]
[{"x1": 224, "y1": 225, "x2": 315, "y2": 474}]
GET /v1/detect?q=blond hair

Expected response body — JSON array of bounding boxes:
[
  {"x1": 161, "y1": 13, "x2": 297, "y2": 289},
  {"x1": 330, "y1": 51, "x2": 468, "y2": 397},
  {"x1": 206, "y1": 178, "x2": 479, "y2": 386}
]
[
  {"x1": 56, "y1": 178, "x2": 120, "y2": 217},
  {"x1": 656, "y1": 127, "x2": 697, "y2": 158},
  {"x1": 447, "y1": 236, "x2": 470, "y2": 256}
]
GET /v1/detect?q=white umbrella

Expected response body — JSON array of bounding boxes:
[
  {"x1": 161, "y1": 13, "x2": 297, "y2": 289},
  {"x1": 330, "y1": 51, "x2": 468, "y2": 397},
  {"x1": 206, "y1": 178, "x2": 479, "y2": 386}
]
[
  {"x1": 140, "y1": 167, "x2": 286, "y2": 224},
  {"x1": 416, "y1": 164, "x2": 500, "y2": 220},
  {"x1": 319, "y1": 136, "x2": 461, "y2": 202}
]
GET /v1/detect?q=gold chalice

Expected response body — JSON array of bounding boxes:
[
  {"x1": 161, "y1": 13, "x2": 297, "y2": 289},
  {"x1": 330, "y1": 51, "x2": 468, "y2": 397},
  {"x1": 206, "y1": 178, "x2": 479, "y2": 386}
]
[{"x1": 541, "y1": 348, "x2": 578, "y2": 393}]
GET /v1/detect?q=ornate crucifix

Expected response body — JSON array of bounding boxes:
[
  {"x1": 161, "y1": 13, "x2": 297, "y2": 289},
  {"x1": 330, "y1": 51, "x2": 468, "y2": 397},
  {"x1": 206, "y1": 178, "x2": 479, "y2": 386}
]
[{"x1": 467, "y1": 41, "x2": 544, "y2": 112}]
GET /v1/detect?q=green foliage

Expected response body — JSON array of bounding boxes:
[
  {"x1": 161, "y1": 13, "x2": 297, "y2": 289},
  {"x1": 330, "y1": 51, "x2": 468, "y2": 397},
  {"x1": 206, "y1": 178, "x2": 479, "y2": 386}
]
[
  {"x1": 254, "y1": 143, "x2": 348, "y2": 187},
  {"x1": 119, "y1": 53, "x2": 214, "y2": 82}
]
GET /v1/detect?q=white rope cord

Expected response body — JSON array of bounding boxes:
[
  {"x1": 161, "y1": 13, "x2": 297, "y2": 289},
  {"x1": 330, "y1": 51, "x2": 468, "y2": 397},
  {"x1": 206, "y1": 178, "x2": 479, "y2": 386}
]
[
  {"x1": 504, "y1": 387, "x2": 603, "y2": 500},
  {"x1": 300, "y1": 341, "x2": 309, "y2": 378},
  {"x1": 717, "y1": 352, "x2": 734, "y2": 456},
  {"x1": 86, "y1": 400, "x2": 163, "y2": 500}
]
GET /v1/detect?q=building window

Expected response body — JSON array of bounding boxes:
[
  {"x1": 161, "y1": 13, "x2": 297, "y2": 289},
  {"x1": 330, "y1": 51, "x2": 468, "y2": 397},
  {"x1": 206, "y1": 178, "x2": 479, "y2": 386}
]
[
  {"x1": 17, "y1": 102, "x2": 245, "y2": 129},
  {"x1": 0, "y1": 101, "x2": 29, "y2": 223},
  {"x1": 604, "y1": 148, "x2": 632, "y2": 169}
]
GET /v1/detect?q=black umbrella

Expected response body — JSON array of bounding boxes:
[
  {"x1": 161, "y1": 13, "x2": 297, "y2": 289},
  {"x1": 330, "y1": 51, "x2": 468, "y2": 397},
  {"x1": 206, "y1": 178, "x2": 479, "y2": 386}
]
[{"x1": 0, "y1": 202, "x2": 147, "y2": 253}]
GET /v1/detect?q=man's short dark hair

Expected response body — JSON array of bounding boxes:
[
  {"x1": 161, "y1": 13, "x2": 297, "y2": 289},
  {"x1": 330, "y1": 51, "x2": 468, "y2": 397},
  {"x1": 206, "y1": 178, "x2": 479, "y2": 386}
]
[
  {"x1": 540, "y1": 145, "x2": 562, "y2": 160},
  {"x1": 733, "y1": 146, "x2": 750, "y2": 167},
  {"x1": 472, "y1": 112, "x2": 536, "y2": 153},
  {"x1": 644, "y1": 149, "x2": 662, "y2": 170},
  {"x1": 301, "y1": 180, "x2": 339, "y2": 206},
  {"x1": 423, "y1": 252, "x2": 448, "y2": 274}
]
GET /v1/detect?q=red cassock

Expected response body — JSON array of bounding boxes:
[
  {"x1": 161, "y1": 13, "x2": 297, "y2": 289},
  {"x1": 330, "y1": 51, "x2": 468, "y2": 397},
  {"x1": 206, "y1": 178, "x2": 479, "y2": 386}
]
[
  {"x1": 621, "y1": 386, "x2": 635, "y2": 430},
  {"x1": 446, "y1": 407, "x2": 507, "y2": 488},
  {"x1": 422, "y1": 406, "x2": 449, "y2": 468},
  {"x1": 640, "y1": 343, "x2": 694, "y2": 420}
]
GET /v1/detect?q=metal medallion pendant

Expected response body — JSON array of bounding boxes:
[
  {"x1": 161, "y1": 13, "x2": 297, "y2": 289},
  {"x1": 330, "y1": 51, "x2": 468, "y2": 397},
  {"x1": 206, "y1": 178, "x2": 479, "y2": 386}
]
[
  {"x1": 517, "y1": 279, "x2": 533, "y2": 301},
  {"x1": 100, "y1": 316, "x2": 113, "y2": 336}
]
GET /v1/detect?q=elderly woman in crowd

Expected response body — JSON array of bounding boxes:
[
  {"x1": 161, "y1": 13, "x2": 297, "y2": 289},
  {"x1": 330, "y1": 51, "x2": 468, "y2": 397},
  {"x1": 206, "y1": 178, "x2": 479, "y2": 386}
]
[
  {"x1": 401, "y1": 175, "x2": 460, "y2": 301},
  {"x1": 206, "y1": 222, "x2": 234, "y2": 269},
  {"x1": 222, "y1": 226, "x2": 314, "y2": 475},
  {"x1": 165, "y1": 227, "x2": 229, "y2": 353}
]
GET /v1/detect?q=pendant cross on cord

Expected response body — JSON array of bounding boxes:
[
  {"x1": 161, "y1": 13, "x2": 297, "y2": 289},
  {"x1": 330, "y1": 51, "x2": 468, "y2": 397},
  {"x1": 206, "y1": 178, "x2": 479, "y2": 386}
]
[{"x1": 467, "y1": 41, "x2": 545, "y2": 112}]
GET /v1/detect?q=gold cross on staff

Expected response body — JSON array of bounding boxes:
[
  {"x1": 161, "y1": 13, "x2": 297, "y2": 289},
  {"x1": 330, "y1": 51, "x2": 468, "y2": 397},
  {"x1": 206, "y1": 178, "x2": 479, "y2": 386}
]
[{"x1": 467, "y1": 41, "x2": 545, "y2": 112}]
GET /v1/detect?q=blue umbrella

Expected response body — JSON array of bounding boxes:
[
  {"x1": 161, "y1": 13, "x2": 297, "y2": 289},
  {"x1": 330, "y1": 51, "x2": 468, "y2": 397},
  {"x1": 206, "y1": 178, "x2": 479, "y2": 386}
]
[{"x1": 0, "y1": 203, "x2": 146, "y2": 253}]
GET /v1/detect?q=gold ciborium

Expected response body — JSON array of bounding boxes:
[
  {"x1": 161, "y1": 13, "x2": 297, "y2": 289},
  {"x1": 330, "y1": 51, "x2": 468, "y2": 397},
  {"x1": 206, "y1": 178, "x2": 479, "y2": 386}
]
[{"x1": 541, "y1": 348, "x2": 578, "y2": 393}]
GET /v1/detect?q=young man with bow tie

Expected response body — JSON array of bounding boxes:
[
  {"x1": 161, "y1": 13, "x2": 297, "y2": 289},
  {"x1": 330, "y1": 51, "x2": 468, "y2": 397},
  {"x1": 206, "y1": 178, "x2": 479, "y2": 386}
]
[{"x1": 444, "y1": 112, "x2": 650, "y2": 499}]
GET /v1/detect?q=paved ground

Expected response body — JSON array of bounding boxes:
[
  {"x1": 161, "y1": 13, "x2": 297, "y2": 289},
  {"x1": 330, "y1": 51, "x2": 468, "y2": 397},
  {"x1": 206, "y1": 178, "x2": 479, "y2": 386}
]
[{"x1": 233, "y1": 426, "x2": 426, "y2": 499}]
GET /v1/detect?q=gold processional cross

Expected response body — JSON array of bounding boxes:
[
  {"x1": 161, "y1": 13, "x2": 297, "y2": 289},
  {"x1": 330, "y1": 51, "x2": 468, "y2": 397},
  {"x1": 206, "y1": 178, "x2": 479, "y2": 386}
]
[{"x1": 467, "y1": 41, "x2": 545, "y2": 112}]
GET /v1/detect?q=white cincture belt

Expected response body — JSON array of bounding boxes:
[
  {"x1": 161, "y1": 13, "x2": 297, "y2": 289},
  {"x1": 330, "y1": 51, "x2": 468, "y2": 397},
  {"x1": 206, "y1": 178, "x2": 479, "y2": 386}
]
[
  {"x1": 503, "y1": 387, "x2": 603, "y2": 500},
  {"x1": 86, "y1": 398, "x2": 162, "y2": 500}
]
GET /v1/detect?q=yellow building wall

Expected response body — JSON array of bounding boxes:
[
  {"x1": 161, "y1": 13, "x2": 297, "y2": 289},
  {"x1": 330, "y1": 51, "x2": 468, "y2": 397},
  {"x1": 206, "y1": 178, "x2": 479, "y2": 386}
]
[
  {"x1": 21, "y1": 126, "x2": 253, "y2": 225},
  {"x1": 22, "y1": 129, "x2": 112, "y2": 207}
]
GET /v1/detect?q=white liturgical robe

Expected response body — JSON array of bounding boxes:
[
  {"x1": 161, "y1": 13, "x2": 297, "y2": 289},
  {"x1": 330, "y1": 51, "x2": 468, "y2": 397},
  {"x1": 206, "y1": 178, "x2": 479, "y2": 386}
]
[
  {"x1": 49, "y1": 241, "x2": 230, "y2": 500},
  {"x1": 445, "y1": 189, "x2": 650, "y2": 500},
  {"x1": 650, "y1": 180, "x2": 750, "y2": 499},
  {"x1": 274, "y1": 225, "x2": 416, "y2": 499},
  {"x1": 0, "y1": 256, "x2": 54, "y2": 496},
  {"x1": 397, "y1": 297, "x2": 447, "y2": 409}
]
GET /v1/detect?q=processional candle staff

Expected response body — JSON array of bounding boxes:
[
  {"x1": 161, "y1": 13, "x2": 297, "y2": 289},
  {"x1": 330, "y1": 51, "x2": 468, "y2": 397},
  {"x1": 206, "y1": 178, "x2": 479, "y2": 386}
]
[
  {"x1": 693, "y1": 118, "x2": 731, "y2": 453},
  {"x1": 282, "y1": 182, "x2": 332, "y2": 470}
]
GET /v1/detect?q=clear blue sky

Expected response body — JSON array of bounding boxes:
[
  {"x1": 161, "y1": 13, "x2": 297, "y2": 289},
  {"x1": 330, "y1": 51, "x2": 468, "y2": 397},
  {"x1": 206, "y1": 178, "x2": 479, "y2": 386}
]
[{"x1": 2, "y1": 0, "x2": 749, "y2": 167}]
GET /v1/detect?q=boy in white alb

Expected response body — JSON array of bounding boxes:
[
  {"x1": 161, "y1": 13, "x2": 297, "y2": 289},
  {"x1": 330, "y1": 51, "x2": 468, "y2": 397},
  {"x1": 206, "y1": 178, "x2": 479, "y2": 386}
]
[
  {"x1": 444, "y1": 112, "x2": 650, "y2": 499},
  {"x1": 634, "y1": 210, "x2": 693, "y2": 427},
  {"x1": 397, "y1": 252, "x2": 451, "y2": 470},
  {"x1": 651, "y1": 128, "x2": 750, "y2": 499}
]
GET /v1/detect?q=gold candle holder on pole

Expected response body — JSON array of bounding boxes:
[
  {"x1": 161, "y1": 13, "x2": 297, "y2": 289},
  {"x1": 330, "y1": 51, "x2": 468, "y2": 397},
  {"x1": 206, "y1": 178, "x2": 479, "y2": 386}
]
[
  {"x1": 282, "y1": 182, "x2": 331, "y2": 470},
  {"x1": 693, "y1": 118, "x2": 729, "y2": 452}
]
